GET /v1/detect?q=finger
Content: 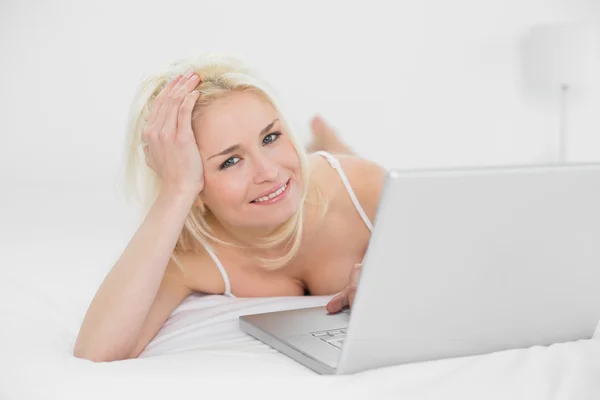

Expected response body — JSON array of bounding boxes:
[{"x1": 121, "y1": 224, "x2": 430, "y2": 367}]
[
  {"x1": 326, "y1": 289, "x2": 349, "y2": 314},
  {"x1": 176, "y1": 91, "x2": 200, "y2": 140},
  {"x1": 162, "y1": 72, "x2": 200, "y2": 138},
  {"x1": 143, "y1": 146, "x2": 155, "y2": 171},
  {"x1": 326, "y1": 295, "x2": 341, "y2": 314},
  {"x1": 148, "y1": 74, "x2": 182, "y2": 127},
  {"x1": 350, "y1": 263, "x2": 362, "y2": 286},
  {"x1": 175, "y1": 70, "x2": 200, "y2": 95},
  {"x1": 348, "y1": 285, "x2": 358, "y2": 308},
  {"x1": 153, "y1": 72, "x2": 193, "y2": 136}
]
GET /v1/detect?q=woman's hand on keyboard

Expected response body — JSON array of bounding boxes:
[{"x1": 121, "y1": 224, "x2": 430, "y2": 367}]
[{"x1": 326, "y1": 263, "x2": 362, "y2": 314}]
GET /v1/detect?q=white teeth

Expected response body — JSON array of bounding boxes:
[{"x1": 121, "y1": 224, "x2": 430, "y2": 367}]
[{"x1": 254, "y1": 183, "x2": 287, "y2": 203}]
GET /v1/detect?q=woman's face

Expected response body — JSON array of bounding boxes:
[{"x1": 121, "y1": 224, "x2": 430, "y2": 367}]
[{"x1": 192, "y1": 91, "x2": 303, "y2": 231}]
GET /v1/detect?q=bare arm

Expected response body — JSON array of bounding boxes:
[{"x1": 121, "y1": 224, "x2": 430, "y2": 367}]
[
  {"x1": 74, "y1": 70, "x2": 214, "y2": 361},
  {"x1": 73, "y1": 189, "x2": 197, "y2": 362}
]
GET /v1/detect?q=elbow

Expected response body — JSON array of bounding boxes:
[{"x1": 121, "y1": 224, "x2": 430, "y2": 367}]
[
  {"x1": 72, "y1": 349, "x2": 106, "y2": 363},
  {"x1": 72, "y1": 341, "x2": 134, "y2": 362}
]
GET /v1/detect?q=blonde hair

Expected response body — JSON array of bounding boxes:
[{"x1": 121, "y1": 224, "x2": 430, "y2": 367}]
[{"x1": 117, "y1": 53, "x2": 328, "y2": 272}]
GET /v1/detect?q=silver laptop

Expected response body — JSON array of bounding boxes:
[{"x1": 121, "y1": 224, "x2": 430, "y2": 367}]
[{"x1": 239, "y1": 162, "x2": 600, "y2": 374}]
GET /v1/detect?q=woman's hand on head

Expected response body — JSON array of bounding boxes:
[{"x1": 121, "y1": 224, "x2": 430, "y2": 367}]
[
  {"x1": 142, "y1": 70, "x2": 204, "y2": 196},
  {"x1": 326, "y1": 263, "x2": 362, "y2": 314}
]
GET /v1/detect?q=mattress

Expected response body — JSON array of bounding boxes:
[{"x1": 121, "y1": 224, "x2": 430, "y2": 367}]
[{"x1": 1, "y1": 234, "x2": 600, "y2": 400}]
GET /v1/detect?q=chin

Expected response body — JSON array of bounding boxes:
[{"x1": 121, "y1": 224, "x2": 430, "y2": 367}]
[{"x1": 266, "y1": 205, "x2": 299, "y2": 226}]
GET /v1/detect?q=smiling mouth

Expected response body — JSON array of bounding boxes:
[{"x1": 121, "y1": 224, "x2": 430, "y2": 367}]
[{"x1": 250, "y1": 179, "x2": 291, "y2": 203}]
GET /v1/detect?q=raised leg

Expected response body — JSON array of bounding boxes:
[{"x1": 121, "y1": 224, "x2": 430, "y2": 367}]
[{"x1": 306, "y1": 115, "x2": 355, "y2": 155}]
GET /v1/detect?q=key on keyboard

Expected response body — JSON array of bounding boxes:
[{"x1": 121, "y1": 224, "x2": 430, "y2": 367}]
[{"x1": 310, "y1": 328, "x2": 348, "y2": 349}]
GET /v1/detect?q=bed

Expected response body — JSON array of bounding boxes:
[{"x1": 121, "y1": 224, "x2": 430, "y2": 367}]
[{"x1": 1, "y1": 231, "x2": 600, "y2": 400}]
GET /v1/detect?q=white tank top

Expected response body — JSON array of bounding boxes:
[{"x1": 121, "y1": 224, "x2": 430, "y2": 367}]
[{"x1": 201, "y1": 151, "x2": 374, "y2": 298}]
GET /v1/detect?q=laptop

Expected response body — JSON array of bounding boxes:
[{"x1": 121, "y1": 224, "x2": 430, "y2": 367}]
[{"x1": 239, "y1": 162, "x2": 600, "y2": 374}]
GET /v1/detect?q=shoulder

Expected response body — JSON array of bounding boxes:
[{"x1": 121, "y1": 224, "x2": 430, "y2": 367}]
[
  {"x1": 335, "y1": 154, "x2": 387, "y2": 223},
  {"x1": 308, "y1": 152, "x2": 387, "y2": 224},
  {"x1": 169, "y1": 249, "x2": 227, "y2": 295}
]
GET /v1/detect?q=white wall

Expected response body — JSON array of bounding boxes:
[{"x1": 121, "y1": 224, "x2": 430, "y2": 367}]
[{"x1": 1, "y1": 0, "x2": 599, "y2": 241}]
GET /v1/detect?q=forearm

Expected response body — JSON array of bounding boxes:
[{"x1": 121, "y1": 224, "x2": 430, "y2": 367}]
[{"x1": 73, "y1": 189, "x2": 196, "y2": 361}]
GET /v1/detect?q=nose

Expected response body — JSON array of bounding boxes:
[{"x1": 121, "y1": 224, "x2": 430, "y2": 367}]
[{"x1": 252, "y1": 153, "x2": 279, "y2": 184}]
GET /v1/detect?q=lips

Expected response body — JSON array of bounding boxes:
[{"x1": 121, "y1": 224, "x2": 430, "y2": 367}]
[{"x1": 251, "y1": 179, "x2": 290, "y2": 203}]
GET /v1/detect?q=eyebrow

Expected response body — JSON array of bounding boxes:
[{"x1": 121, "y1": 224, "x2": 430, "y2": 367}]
[{"x1": 208, "y1": 118, "x2": 280, "y2": 160}]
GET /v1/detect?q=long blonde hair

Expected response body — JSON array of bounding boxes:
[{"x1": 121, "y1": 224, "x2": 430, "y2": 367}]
[{"x1": 117, "y1": 53, "x2": 328, "y2": 271}]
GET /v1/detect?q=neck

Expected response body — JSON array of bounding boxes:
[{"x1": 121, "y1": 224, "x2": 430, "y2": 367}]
[
  {"x1": 208, "y1": 214, "x2": 291, "y2": 255},
  {"x1": 223, "y1": 221, "x2": 282, "y2": 245}
]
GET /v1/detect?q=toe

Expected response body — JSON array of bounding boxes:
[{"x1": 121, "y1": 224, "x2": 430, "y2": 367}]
[{"x1": 310, "y1": 115, "x2": 329, "y2": 136}]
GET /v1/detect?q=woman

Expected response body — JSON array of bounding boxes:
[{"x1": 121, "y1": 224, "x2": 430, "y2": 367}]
[{"x1": 74, "y1": 53, "x2": 386, "y2": 362}]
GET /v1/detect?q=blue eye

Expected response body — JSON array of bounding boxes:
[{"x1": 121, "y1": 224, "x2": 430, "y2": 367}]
[
  {"x1": 220, "y1": 156, "x2": 240, "y2": 170},
  {"x1": 219, "y1": 132, "x2": 281, "y2": 171},
  {"x1": 263, "y1": 132, "x2": 282, "y2": 145}
]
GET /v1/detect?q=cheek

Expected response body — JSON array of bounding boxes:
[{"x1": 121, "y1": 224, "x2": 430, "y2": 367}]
[
  {"x1": 204, "y1": 172, "x2": 250, "y2": 209},
  {"x1": 276, "y1": 141, "x2": 301, "y2": 169}
]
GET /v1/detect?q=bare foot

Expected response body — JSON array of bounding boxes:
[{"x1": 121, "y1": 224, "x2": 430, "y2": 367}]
[{"x1": 306, "y1": 115, "x2": 354, "y2": 155}]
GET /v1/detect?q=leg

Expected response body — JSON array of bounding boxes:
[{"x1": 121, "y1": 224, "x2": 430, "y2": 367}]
[{"x1": 306, "y1": 115, "x2": 355, "y2": 155}]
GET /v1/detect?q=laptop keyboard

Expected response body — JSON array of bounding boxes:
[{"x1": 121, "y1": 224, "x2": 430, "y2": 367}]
[
  {"x1": 309, "y1": 308, "x2": 351, "y2": 349},
  {"x1": 310, "y1": 328, "x2": 347, "y2": 349}
]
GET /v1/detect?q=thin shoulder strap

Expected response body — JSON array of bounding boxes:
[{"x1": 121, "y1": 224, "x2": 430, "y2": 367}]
[
  {"x1": 314, "y1": 151, "x2": 374, "y2": 232},
  {"x1": 200, "y1": 240, "x2": 235, "y2": 298}
]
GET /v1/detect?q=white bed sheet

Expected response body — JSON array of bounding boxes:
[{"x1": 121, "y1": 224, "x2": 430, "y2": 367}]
[{"x1": 2, "y1": 232, "x2": 600, "y2": 400}]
